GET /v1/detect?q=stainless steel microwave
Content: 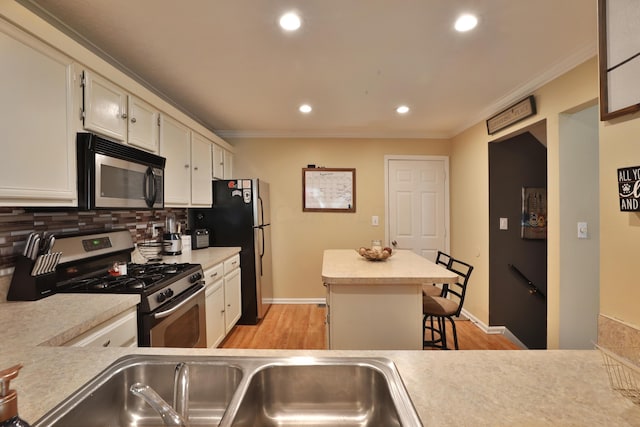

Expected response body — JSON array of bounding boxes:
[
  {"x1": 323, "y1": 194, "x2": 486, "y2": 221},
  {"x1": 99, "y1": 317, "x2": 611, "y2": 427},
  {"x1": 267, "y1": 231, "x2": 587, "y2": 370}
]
[{"x1": 77, "y1": 133, "x2": 165, "y2": 210}]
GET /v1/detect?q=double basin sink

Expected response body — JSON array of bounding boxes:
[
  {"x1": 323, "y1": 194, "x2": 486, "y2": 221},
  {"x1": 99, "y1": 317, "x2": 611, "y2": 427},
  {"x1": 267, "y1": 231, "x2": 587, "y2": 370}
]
[{"x1": 34, "y1": 355, "x2": 423, "y2": 426}]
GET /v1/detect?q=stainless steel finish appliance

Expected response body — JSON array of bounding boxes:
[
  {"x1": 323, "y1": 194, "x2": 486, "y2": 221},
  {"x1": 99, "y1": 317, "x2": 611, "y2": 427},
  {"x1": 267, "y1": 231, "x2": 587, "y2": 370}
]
[
  {"x1": 77, "y1": 132, "x2": 165, "y2": 209},
  {"x1": 192, "y1": 229, "x2": 209, "y2": 249},
  {"x1": 189, "y1": 179, "x2": 273, "y2": 324},
  {"x1": 52, "y1": 230, "x2": 206, "y2": 348}
]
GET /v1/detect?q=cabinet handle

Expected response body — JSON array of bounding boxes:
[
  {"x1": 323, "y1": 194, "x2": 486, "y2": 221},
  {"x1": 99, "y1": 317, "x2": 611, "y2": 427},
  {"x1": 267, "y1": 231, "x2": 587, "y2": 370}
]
[
  {"x1": 184, "y1": 164, "x2": 190, "y2": 168},
  {"x1": 102, "y1": 339, "x2": 111, "y2": 347},
  {"x1": 210, "y1": 272, "x2": 218, "y2": 278},
  {"x1": 131, "y1": 117, "x2": 137, "y2": 123},
  {"x1": 121, "y1": 112, "x2": 128, "y2": 119},
  {"x1": 194, "y1": 166, "x2": 199, "y2": 171}
]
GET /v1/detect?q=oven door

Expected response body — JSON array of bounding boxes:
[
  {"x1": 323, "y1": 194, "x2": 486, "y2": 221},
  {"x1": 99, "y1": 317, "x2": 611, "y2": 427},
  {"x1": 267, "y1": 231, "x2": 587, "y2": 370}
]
[
  {"x1": 95, "y1": 153, "x2": 163, "y2": 209},
  {"x1": 142, "y1": 284, "x2": 207, "y2": 348}
]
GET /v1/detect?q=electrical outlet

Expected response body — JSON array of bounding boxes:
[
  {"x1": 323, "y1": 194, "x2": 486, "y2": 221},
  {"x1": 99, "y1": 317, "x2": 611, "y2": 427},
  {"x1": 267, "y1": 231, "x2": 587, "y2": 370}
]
[{"x1": 372, "y1": 215, "x2": 379, "y2": 226}]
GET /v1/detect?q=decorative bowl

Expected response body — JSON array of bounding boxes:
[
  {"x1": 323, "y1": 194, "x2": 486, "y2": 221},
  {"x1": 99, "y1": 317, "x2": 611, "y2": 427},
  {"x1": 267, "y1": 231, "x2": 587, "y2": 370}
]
[{"x1": 357, "y1": 247, "x2": 393, "y2": 261}]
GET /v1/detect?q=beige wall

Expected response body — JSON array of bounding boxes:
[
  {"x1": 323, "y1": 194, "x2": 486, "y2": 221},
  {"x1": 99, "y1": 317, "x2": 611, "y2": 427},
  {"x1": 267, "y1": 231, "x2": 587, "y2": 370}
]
[
  {"x1": 599, "y1": 114, "x2": 640, "y2": 328},
  {"x1": 230, "y1": 137, "x2": 449, "y2": 299},
  {"x1": 450, "y1": 57, "x2": 599, "y2": 348}
]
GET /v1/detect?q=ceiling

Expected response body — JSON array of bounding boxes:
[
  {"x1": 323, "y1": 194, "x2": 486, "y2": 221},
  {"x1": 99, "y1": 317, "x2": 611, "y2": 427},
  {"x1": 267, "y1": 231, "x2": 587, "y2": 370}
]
[{"x1": 21, "y1": 0, "x2": 597, "y2": 139}]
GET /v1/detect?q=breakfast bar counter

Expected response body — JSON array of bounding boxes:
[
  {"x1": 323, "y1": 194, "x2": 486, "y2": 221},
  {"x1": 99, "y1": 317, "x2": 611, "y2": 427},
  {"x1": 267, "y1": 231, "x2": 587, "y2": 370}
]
[{"x1": 322, "y1": 249, "x2": 458, "y2": 350}]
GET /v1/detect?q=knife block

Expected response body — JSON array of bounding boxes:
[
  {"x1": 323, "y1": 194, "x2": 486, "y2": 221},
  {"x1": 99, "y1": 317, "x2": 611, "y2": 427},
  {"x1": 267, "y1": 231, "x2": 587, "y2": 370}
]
[{"x1": 7, "y1": 256, "x2": 56, "y2": 301}]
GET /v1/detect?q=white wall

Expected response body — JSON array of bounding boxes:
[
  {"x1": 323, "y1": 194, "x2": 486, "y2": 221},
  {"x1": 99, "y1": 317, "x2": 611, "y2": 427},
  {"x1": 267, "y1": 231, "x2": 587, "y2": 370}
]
[{"x1": 558, "y1": 104, "x2": 599, "y2": 348}]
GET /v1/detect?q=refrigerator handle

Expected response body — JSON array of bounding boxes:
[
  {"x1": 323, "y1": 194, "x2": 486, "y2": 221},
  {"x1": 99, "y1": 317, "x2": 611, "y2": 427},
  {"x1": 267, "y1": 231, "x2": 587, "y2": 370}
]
[
  {"x1": 257, "y1": 195, "x2": 264, "y2": 226},
  {"x1": 259, "y1": 226, "x2": 265, "y2": 275}
]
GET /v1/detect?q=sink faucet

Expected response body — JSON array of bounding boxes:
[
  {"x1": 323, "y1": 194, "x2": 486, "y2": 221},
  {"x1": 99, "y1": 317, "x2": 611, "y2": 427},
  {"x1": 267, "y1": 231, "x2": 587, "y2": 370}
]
[{"x1": 130, "y1": 362, "x2": 190, "y2": 427}]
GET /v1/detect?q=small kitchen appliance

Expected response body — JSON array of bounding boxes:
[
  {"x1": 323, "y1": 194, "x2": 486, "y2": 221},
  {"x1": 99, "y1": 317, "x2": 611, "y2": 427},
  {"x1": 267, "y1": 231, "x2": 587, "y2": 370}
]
[
  {"x1": 192, "y1": 229, "x2": 209, "y2": 249},
  {"x1": 162, "y1": 213, "x2": 182, "y2": 255},
  {"x1": 50, "y1": 230, "x2": 206, "y2": 348}
]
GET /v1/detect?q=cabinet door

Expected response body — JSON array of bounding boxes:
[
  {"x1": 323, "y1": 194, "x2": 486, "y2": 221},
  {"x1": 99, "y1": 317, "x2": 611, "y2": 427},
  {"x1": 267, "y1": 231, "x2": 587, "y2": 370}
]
[
  {"x1": 127, "y1": 95, "x2": 159, "y2": 153},
  {"x1": 212, "y1": 143, "x2": 224, "y2": 179},
  {"x1": 82, "y1": 70, "x2": 127, "y2": 141},
  {"x1": 160, "y1": 114, "x2": 191, "y2": 205},
  {"x1": 0, "y1": 21, "x2": 76, "y2": 206},
  {"x1": 205, "y1": 279, "x2": 226, "y2": 348},
  {"x1": 224, "y1": 268, "x2": 242, "y2": 333},
  {"x1": 65, "y1": 308, "x2": 138, "y2": 348},
  {"x1": 191, "y1": 132, "x2": 213, "y2": 206},
  {"x1": 223, "y1": 150, "x2": 234, "y2": 179}
]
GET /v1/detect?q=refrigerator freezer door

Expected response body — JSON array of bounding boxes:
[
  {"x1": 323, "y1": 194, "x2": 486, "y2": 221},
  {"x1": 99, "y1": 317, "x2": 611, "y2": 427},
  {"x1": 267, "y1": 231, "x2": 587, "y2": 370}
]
[{"x1": 256, "y1": 179, "x2": 271, "y2": 226}]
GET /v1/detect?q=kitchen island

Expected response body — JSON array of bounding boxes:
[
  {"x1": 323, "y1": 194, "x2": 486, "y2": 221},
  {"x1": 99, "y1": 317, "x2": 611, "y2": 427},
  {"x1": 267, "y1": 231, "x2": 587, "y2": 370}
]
[{"x1": 322, "y1": 249, "x2": 459, "y2": 350}]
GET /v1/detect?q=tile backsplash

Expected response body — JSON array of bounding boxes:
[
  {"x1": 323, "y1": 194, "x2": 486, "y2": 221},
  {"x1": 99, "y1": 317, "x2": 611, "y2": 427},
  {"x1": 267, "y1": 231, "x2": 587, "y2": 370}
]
[{"x1": 0, "y1": 207, "x2": 187, "y2": 276}]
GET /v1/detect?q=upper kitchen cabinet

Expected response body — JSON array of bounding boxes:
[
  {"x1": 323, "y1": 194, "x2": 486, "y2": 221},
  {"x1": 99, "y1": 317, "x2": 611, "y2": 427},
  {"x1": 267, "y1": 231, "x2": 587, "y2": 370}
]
[
  {"x1": 212, "y1": 143, "x2": 224, "y2": 180},
  {"x1": 224, "y1": 149, "x2": 234, "y2": 179},
  {"x1": 212, "y1": 143, "x2": 234, "y2": 180},
  {"x1": 81, "y1": 72, "x2": 160, "y2": 153},
  {"x1": 160, "y1": 114, "x2": 191, "y2": 206},
  {"x1": 81, "y1": 70, "x2": 127, "y2": 142},
  {"x1": 191, "y1": 132, "x2": 213, "y2": 206},
  {"x1": 0, "y1": 19, "x2": 76, "y2": 206},
  {"x1": 127, "y1": 95, "x2": 159, "y2": 153}
]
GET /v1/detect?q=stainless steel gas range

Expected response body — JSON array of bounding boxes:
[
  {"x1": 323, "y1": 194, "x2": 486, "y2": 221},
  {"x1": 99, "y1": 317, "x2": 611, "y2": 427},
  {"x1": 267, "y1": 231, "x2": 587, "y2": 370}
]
[{"x1": 52, "y1": 230, "x2": 206, "y2": 348}]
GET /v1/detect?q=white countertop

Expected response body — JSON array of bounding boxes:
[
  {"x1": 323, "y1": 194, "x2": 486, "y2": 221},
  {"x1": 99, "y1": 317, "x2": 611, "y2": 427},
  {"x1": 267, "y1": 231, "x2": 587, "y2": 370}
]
[
  {"x1": 322, "y1": 249, "x2": 459, "y2": 285},
  {"x1": 1, "y1": 246, "x2": 640, "y2": 426}
]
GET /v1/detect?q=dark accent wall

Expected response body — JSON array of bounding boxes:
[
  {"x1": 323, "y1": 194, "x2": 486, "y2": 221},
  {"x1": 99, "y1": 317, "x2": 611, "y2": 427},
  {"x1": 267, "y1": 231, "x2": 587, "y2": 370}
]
[
  {"x1": 489, "y1": 132, "x2": 547, "y2": 349},
  {"x1": 0, "y1": 207, "x2": 187, "y2": 275}
]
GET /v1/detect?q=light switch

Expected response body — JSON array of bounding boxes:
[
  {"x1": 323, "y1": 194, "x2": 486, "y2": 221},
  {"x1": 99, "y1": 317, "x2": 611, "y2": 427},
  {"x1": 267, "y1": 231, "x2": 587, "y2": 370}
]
[
  {"x1": 499, "y1": 218, "x2": 508, "y2": 230},
  {"x1": 577, "y1": 222, "x2": 588, "y2": 239},
  {"x1": 372, "y1": 215, "x2": 379, "y2": 226}
]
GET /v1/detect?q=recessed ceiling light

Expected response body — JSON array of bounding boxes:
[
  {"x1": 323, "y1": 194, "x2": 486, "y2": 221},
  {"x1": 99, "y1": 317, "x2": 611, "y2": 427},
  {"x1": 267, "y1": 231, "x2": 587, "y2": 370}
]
[
  {"x1": 396, "y1": 105, "x2": 410, "y2": 114},
  {"x1": 299, "y1": 104, "x2": 312, "y2": 113},
  {"x1": 279, "y1": 12, "x2": 301, "y2": 31},
  {"x1": 454, "y1": 14, "x2": 478, "y2": 32}
]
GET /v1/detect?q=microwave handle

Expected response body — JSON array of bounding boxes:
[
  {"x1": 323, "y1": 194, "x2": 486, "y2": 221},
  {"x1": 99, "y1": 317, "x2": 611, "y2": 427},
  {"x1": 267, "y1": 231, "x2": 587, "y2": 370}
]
[{"x1": 143, "y1": 166, "x2": 158, "y2": 208}]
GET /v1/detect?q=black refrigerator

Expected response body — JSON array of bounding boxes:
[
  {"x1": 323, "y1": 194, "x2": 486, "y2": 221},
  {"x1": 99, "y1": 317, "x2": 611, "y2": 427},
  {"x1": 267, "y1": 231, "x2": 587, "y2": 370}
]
[{"x1": 188, "y1": 179, "x2": 273, "y2": 324}]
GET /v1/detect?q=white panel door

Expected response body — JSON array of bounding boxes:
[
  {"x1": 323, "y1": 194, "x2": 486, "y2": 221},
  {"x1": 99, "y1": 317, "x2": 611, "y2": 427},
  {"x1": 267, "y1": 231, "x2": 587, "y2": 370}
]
[{"x1": 387, "y1": 157, "x2": 448, "y2": 261}]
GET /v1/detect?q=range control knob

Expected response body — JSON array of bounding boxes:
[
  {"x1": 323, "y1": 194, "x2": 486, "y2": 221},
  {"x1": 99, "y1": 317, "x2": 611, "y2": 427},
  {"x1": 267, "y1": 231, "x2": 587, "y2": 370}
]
[
  {"x1": 165, "y1": 288, "x2": 174, "y2": 299},
  {"x1": 190, "y1": 272, "x2": 203, "y2": 283},
  {"x1": 157, "y1": 292, "x2": 166, "y2": 303}
]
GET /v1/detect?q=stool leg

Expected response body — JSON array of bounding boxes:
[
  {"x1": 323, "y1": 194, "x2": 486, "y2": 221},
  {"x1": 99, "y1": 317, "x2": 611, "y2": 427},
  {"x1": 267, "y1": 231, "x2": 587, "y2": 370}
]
[{"x1": 447, "y1": 316, "x2": 459, "y2": 350}]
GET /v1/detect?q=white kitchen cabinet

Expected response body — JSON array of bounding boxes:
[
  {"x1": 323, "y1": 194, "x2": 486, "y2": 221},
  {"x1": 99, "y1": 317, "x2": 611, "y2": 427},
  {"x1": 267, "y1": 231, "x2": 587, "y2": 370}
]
[
  {"x1": 204, "y1": 263, "x2": 226, "y2": 348},
  {"x1": 212, "y1": 143, "x2": 225, "y2": 179},
  {"x1": 127, "y1": 95, "x2": 159, "y2": 153},
  {"x1": 191, "y1": 132, "x2": 213, "y2": 206},
  {"x1": 65, "y1": 308, "x2": 138, "y2": 348},
  {"x1": 223, "y1": 149, "x2": 234, "y2": 179},
  {"x1": 160, "y1": 114, "x2": 191, "y2": 206},
  {"x1": 81, "y1": 70, "x2": 127, "y2": 142},
  {"x1": 0, "y1": 20, "x2": 77, "y2": 206},
  {"x1": 223, "y1": 254, "x2": 242, "y2": 333}
]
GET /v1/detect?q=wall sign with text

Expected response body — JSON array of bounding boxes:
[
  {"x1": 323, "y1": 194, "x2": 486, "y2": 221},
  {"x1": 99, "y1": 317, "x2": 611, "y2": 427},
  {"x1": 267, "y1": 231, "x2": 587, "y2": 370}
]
[
  {"x1": 303, "y1": 168, "x2": 356, "y2": 212},
  {"x1": 618, "y1": 166, "x2": 640, "y2": 211}
]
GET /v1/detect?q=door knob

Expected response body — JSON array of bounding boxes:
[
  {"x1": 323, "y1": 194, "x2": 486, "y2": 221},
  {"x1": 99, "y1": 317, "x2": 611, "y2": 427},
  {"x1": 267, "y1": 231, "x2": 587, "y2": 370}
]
[{"x1": 391, "y1": 240, "x2": 398, "y2": 247}]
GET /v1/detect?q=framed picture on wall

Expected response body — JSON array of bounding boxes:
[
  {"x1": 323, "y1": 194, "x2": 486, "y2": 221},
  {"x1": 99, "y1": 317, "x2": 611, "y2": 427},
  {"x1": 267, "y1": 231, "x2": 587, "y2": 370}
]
[
  {"x1": 598, "y1": 0, "x2": 640, "y2": 120},
  {"x1": 521, "y1": 187, "x2": 547, "y2": 239},
  {"x1": 302, "y1": 168, "x2": 356, "y2": 212}
]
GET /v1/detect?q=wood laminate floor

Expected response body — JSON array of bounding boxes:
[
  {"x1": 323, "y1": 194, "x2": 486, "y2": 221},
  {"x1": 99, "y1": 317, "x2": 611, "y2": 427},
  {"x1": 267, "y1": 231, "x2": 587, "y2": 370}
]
[{"x1": 221, "y1": 304, "x2": 521, "y2": 350}]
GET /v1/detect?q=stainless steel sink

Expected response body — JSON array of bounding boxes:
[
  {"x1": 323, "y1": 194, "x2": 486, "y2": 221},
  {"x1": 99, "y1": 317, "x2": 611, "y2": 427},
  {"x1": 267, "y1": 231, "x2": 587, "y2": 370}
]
[{"x1": 34, "y1": 355, "x2": 422, "y2": 427}]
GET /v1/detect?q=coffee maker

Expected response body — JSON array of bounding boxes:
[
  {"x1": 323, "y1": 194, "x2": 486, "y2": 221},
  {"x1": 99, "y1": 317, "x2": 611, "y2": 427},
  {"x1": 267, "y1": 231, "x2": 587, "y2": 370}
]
[{"x1": 163, "y1": 213, "x2": 182, "y2": 255}]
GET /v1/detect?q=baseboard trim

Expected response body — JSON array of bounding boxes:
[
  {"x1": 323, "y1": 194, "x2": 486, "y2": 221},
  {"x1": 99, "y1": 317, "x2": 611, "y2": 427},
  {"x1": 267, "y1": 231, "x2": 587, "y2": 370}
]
[
  {"x1": 268, "y1": 298, "x2": 326, "y2": 305},
  {"x1": 461, "y1": 308, "x2": 527, "y2": 348}
]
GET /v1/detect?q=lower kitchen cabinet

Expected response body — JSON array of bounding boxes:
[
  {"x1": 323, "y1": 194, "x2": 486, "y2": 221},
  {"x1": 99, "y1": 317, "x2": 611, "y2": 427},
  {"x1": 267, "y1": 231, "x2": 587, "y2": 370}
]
[
  {"x1": 203, "y1": 253, "x2": 242, "y2": 347},
  {"x1": 65, "y1": 307, "x2": 137, "y2": 348},
  {"x1": 204, "y1": 263, "x2": 226, "y2": 348}
]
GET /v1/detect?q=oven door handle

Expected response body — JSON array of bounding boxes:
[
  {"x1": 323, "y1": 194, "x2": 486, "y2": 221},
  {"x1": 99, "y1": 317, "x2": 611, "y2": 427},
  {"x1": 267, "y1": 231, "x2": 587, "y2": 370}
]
[{"x1": 154, "y1": 285, "x2": 205, "y2": 319}]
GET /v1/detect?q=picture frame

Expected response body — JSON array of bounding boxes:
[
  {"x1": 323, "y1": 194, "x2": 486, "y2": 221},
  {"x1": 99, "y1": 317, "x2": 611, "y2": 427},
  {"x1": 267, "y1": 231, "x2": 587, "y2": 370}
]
[
  {"x1": 598, "y1": 0, "x2": 640, "y2": 120},
  {"x1": 302, "y1": 168, "x2": 356, "y2": 212},
  {"x1": 521, "y1": 187, "x2": 547, "y2": 240}
]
